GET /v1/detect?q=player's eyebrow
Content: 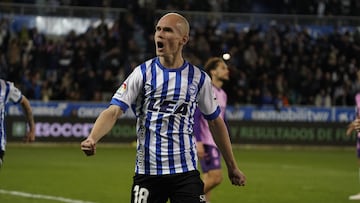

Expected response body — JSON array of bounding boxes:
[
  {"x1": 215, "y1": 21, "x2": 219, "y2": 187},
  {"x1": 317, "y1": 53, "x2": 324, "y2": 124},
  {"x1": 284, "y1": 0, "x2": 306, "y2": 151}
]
[{"x1": 156, "y1": 26, "x2": 174, "y2": 32}]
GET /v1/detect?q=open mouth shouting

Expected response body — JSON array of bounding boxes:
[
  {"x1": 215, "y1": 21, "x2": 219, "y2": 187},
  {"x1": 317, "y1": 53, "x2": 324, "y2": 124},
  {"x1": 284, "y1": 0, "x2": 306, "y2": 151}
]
[
  {"x1": 155, "y1": 40, "x2": 167, "y2": 56},
  {"x1": 156, "y1": 41, "x2": 164, "y2": 52}
]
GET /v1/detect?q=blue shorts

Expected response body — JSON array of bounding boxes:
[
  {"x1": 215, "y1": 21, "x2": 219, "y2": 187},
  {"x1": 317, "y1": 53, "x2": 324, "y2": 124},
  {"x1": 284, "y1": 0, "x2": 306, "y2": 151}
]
[{"x1": 199, "y1": 145, "x2": 221, "y2": 173}]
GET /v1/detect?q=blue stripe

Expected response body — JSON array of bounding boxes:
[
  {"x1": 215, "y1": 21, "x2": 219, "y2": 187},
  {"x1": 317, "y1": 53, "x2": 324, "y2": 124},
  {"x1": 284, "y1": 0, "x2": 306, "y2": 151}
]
[
  {"x1": 155, "y1": 113, "x2": 163, "y2": 175},
  {"x1": 186, "y1": 65, "x2": 197, "y2": 169},
  {"x1": 204, "y1": 106, "x2": 221, "y2": 120},
  {"x1": 161, "y1": 70, "x2": 169, "y2": 99},
  {"x1": 144, "y1": 61, "x2": 158, "y2": 174},
  {"x1": 4, "y1": 82, "x2": 10, "y2": 104},
  {"x1": 174, "y1": 70, "x2": 181, "y2": 100},
  {"x1": 179, "y1": 116, "x2": 187, "y2": 172},
  {"x1": 110, "y1": 98, "x2": 129, "y2": 111},
  {"x1": 168, "y1": 115, "x2": 175, "y2": 174},
  {"x1": 144, "y1": 111, "x2": 152, "y2": 174}
]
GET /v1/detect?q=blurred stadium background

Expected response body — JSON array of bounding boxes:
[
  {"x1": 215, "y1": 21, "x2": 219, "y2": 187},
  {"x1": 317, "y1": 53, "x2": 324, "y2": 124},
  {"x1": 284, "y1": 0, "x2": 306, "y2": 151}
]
[{"x1": 0, "y1": 0, "x2": 360, "y2": 202}]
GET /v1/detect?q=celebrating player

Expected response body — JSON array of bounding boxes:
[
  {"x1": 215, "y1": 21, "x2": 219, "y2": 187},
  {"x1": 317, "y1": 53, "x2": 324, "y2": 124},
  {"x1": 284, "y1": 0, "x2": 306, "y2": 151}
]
[{"x1": 81, "y1": 12, "x2": 246, "y2": 203}]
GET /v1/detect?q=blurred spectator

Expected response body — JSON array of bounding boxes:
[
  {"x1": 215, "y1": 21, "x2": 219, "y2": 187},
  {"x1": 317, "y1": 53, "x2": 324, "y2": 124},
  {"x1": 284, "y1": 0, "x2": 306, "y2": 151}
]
[
  {"x1": 314, "y1": 88, "x2": 332, "y2": 107},
  {"x1": 8, "y1": 0, "x2": 360, "y2": 16},
  {"x1": 1, "y1": 1, "x2": 360, "y2": 108}
]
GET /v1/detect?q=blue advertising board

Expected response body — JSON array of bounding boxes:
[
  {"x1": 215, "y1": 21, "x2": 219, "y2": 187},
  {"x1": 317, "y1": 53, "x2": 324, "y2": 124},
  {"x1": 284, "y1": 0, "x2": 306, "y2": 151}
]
[
  {"x1": 6, "y1": 101, "x2": 356, "y2": 122},
  {"x1": 226, "y1": 105, "x2": 355, "y2": 122},
  {"x1": 6, "y1": 102, "x2": 356, "y2": 145}
]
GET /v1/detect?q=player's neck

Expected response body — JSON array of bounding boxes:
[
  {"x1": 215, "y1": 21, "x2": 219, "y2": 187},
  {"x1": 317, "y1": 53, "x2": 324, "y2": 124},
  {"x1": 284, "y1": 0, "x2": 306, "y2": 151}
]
[
  {"x1": 212, "y1": 79, "x2": 223, "y2": 89},
  {"x1": 159, "y1": 55, "x2": 184, "y2": 69}
]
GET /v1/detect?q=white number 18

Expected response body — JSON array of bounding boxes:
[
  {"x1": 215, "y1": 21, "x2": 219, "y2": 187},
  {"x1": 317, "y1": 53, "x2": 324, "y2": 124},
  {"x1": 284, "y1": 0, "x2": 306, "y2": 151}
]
[{"x1": 133, "y1": 185, "x2": 149, "y2": 203}]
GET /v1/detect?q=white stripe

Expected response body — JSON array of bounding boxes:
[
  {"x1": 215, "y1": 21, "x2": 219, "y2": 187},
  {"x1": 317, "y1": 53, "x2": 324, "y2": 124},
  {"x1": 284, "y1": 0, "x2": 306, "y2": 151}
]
[{"x1": 0, "y1": 189, "x2": 97, "y2": 203}]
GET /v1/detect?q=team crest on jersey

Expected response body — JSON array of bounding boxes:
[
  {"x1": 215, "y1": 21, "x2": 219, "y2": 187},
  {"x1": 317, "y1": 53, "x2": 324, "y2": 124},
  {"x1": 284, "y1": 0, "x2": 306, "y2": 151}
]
[
  {"x1": 116, "y1": 82, "x2": 127, "y2": 96},
  {"x1": 188, "y1": 84, "x2": 197, "y2": 95}
]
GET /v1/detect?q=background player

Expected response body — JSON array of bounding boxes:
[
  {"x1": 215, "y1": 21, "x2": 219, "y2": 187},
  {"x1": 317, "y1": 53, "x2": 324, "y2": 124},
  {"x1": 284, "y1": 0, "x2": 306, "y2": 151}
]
[
  {"x1": 346, "y1": 93, "x2": 360, "y2": 200},
  {"x1": 194, "y1": 57, "x2": 229, "y2": 202},
  {"x1": 0, "y1": 79, "x2": 35, "y2": 168}
]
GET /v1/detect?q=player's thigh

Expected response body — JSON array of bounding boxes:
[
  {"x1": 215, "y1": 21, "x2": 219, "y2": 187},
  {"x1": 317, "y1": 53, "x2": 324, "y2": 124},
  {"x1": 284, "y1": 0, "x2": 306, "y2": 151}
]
[
  {"x1": 170, "y1": 171, "x2": 206, "y2": 203},
  {"x1": 204, "y1": 169, "x2": 223, "y2": 183}
]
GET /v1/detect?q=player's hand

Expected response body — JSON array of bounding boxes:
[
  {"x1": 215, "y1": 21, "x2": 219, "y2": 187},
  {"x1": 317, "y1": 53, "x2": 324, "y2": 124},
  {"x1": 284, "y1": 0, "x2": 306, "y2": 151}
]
[
  {"x1": 228, "y1": 168, "x2": 246, "y2": 187},
  {"x1": 81, "y1": 138, "x2": 96, "y2": 156},
  {"x1": 354, "y1": 119, "x2": 360, "y2": 133},
  {"x1": 24, "y1": 130, "x2": 35, "y2": 143},
  {"x1": 196, "y1": 142, "x2": 206, "y2": 159}
]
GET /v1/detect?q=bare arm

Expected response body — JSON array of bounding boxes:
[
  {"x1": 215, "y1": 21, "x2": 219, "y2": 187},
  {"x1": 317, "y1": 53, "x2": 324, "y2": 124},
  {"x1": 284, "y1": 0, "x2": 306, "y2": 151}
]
[
  {"x1": 80, "y1": 105, "x2": 123, "y2": 156},
  {"x1": 20, "y1": 96, "x2": 35, "y2": 142},
  {"x1": 208, "y1": 116, "x2": 246, "y2": 186},
  {"x1": 346, "y1": 122, "x2": 356, "y2": 136},
  {"x1": 347, "y1": 114, "x2": 360, "y2": 136}
]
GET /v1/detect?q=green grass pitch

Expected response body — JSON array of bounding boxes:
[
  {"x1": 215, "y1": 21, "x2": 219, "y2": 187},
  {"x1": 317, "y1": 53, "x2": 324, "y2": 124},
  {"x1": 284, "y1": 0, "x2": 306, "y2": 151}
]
[{"x1": 0, "y1": 143, "x2": 358, "y2": 203}]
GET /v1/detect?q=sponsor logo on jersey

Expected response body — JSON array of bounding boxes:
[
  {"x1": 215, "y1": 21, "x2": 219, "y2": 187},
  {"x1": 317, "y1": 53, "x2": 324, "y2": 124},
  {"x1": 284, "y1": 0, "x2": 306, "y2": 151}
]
[{"x1": 116, "y1": 82, "x2": 127, "y2": 96}]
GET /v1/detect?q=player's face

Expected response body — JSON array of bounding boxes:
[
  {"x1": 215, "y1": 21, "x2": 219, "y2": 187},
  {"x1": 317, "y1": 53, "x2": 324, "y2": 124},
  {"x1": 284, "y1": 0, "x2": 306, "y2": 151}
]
[
  {"x1": 154, "y1": 15, "x2": 187, "y2": 58},
  {"x1": 213, "y1": 61, "x2": 229, "y2": 81}
]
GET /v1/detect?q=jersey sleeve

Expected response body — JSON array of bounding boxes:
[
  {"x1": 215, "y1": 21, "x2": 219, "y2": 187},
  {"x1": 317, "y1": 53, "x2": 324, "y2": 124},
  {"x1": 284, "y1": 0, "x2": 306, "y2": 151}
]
[
  {"x1": 110, "y1": 66, "x2": 143, "y2": 112},
  {"x1": 197, "y1": 74, "x2": 220, "y2": 120},
  {"x1": 8, "y1": 82, "x2": 22, "y2": 104}
]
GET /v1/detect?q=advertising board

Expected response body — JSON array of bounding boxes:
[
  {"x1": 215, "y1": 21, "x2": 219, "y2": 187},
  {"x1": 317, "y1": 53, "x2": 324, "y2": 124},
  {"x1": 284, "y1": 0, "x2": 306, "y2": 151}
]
[{"x1": 5, "y1": 102, "x2": 356, "y2": 145}]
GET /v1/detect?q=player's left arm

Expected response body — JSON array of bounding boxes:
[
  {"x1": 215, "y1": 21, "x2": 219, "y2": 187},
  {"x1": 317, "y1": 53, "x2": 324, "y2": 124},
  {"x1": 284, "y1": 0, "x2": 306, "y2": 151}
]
[
  {"x1": 347, "y1": 114, "x2": 360, "y2": 136},
  {"x1": 208, "y1": 116, "x2": 246, "y2": 186},
  {"x1": 346, "y1": 122, "x2": 356, "y2": 136},
  {"x1": 19, "y1": 95, "x2": 35, "y2": 142},
  {"x1": 349, "y1": 117, "x2": 360, "y2": 136}
]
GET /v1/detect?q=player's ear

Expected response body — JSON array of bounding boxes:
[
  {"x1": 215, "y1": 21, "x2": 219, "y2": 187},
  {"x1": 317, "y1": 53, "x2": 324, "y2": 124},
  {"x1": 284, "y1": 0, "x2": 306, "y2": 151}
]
[{"x1": 181, "y1": 35, "x2": 189, "y2": 45}]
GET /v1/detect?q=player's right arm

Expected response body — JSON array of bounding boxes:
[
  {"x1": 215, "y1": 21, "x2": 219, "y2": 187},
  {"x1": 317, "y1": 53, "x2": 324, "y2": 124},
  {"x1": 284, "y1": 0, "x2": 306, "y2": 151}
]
[
  {"x1": 81, "y1": 63, "x2": 145, "y2": 156},
  {"x1": 81, "y1": 105, "x2": 123, "y2": 156}
]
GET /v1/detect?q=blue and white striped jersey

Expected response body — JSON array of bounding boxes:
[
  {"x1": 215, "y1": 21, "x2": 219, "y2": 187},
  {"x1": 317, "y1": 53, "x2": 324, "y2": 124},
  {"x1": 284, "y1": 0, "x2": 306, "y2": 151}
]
[
  {"x1": 0, "y1": 79, "x2": 22, "y2": 151},
  {"x1": 111, "y1": 57, "x2": 220, "y2": 175}
]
